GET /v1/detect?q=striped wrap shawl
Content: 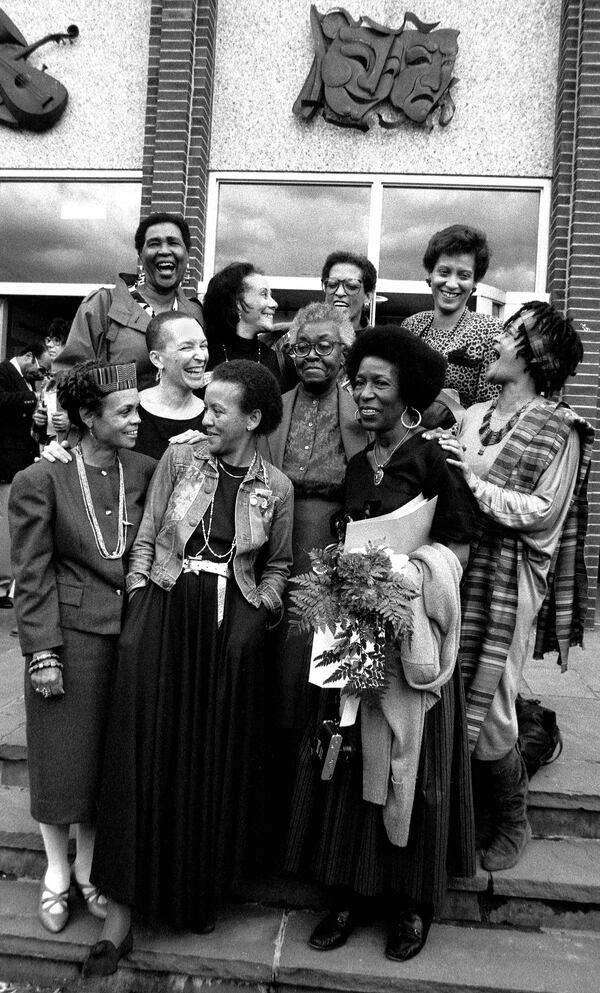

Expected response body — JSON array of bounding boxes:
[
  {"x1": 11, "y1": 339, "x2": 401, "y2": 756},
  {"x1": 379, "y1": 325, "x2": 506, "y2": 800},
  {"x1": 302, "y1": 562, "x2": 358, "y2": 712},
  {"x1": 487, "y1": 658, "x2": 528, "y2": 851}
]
[{"x1": 460, "y1": 398, "x2": 594, "y2": 751}]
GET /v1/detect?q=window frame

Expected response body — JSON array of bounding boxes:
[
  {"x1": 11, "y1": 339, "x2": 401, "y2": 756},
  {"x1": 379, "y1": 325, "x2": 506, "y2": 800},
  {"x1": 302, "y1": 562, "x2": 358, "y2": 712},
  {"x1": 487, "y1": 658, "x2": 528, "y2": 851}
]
[{"x1": 202, "y1": 171, "x2": 551, "y2": 320}]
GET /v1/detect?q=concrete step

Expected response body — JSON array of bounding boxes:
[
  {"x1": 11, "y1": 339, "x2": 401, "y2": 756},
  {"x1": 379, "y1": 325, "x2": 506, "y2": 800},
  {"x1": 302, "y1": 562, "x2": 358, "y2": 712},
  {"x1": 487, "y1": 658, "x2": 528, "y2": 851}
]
[
  {"x1": 2, "y1": 784, "x2": 599, "y2": 933},
  {"x1": 0, "y1": 877, "x2": 598, "y2": 993}
]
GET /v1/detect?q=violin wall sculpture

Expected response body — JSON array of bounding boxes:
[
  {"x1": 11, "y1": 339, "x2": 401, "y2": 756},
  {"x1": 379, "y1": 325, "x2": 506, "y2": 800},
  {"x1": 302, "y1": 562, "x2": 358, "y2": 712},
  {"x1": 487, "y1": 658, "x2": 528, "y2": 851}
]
[
  {"x1": 0, "y1": 7, "x2": 78, "y2": 132},
  {"x1": 294, "y1": 6, "x2": 459, "y2": 132}
]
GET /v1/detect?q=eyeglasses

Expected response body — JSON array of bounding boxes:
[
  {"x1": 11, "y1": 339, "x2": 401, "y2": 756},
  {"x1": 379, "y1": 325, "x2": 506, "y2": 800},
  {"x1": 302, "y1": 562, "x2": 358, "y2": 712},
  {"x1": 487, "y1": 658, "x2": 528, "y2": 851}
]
[
  {"x1": 290, "y1": 340, "x2": 337, "y2": 358},
  {"x1": 323, "y1": 278, "x2": 363, "y2": 295}
]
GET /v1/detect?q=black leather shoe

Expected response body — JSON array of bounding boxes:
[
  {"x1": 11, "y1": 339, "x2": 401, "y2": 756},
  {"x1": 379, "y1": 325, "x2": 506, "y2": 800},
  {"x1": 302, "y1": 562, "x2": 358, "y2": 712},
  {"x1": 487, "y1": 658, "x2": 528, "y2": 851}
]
[
  {"x1": 308, "y1": 908, "x2": 355, "y2": 951},
  {"x1": 385, "y1": 910, "x2": 430, "y2": 962},
  {"x1": 0, "y1": 595, "x2": 13, "y2": 609},
  {"x1": 81, "y1": 929, "x2": 133, "y2": 977}
]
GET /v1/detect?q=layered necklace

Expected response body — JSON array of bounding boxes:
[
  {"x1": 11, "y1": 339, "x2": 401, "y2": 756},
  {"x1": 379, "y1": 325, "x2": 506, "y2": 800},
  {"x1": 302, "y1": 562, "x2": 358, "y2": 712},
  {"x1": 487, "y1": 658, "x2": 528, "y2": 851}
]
[
  {"x1": 477, "y1": 396, "x2": 536, "y2": 455},
  {"x1": 424, "y1": 306, "x2": 468, "y2": 338},
  {"x1": 372, "y1": 428, "x2": 413, "y2": 486},
  {"x1": 74, "y1": 445, "x2": 128, "y2": 559},
  {"x1": 222, "y1": 340, "x2": 261, "y2": 365},
  {"x1": 196, "y1": 451, "x2": 258, "y2": 561}
]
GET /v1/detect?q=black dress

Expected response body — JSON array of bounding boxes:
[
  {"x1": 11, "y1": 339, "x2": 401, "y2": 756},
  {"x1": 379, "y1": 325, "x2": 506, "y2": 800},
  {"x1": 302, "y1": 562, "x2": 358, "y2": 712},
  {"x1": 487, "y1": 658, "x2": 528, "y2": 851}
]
[
  {"x1": 135, "y1": 404, "x2": 205, "y2": 460},
  {"x1": 91, "y1": 462, "x2": 268, "y2": 931},
  {"x1": 285, "y1": 434, "x2": 477, "y2": 913}
]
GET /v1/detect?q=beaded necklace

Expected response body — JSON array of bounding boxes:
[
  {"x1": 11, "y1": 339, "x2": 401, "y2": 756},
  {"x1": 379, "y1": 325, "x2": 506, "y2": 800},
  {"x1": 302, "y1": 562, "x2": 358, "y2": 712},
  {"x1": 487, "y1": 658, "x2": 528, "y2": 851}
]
[
  {"x1": 424, "y1": 306, "x2": 469, "y2": 339},
  {"x1": 74, "y1": 445, "x2": 128, "y2": 560},
  {"x1": 196, "y1": 451, "x2": 258, "y2": 560},
  {"x1": 477, "y1": 397, "x2": 536, "y2": 455}
]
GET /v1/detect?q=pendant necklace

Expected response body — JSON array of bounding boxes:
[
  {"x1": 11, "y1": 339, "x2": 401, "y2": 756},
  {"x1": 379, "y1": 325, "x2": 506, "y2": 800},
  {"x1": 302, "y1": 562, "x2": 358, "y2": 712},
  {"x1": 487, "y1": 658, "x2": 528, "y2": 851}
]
[
  {"x1": 196, "y1": 451, "x2": 258, "y2": 560},
  {"x1": 74, "y1": 445, "x2": 128, "y2": 559},
  {"x1": 372, "y1": 429, "x2": 412, "y2": 486},
  {"x1": 222, "y1": 340, "x2": 261, "y2": 365},
  {"x1": 477, "y1": 397, "x2": 535, "y2": 455}
]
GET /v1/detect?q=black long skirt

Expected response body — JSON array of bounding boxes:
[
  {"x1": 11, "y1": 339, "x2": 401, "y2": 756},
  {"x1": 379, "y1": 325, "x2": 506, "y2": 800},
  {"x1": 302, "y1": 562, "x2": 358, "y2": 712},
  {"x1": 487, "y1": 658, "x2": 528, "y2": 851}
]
[
  {"x1": 285, "y1": 664, "x2": 475, "y2": 915},
  {"x1": 91, "y1": 572, "x2": 268, "y2": 931}
]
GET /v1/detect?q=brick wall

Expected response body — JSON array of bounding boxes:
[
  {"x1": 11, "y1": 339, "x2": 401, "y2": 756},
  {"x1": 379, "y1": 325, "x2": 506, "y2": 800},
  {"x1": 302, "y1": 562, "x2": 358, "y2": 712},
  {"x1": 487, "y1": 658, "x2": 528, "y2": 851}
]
[
  {"x1": 549, "y1": 0, "x2": 600, "y2": 620},
  {"x1": 141, "y1": 0, "x2": 217, "y2": 287}
]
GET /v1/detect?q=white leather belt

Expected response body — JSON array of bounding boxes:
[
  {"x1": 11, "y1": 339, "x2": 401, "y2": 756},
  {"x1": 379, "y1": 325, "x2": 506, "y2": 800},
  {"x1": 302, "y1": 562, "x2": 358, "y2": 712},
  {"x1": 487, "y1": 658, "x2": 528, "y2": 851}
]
[
  {"x1": 182, "y1": 557, "x2": 232, "y2": 579},
  {"x1": 182, "y1": 557, "x2": 231, "y2": 626}
]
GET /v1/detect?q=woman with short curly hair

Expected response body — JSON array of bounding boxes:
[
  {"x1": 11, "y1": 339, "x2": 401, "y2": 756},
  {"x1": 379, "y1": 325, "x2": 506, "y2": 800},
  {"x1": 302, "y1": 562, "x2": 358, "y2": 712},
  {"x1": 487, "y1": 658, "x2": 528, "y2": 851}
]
[
  {"x1": 9, "y1": 360, "x2": 155, "y2": 938},
  {"x1": 85, "y1": 360, "x2": 294, "y2": 976},
  {"x1": 402, "y1": 224, "x2": 502, "y2": 408}
]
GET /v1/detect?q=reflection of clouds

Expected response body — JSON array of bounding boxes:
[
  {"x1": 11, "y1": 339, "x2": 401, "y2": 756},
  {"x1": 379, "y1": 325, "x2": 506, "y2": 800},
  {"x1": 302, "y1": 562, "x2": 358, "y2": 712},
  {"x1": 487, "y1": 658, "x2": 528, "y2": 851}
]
[
  {"x1": 380, "y1": 188, "x2": 538, "y2": 290},
  {"x1": 216, "y1": 184, "x2": 369, "y2": 275},
  {"x1": 0, "y1": 182, "x2": 140, "y2": 283}
]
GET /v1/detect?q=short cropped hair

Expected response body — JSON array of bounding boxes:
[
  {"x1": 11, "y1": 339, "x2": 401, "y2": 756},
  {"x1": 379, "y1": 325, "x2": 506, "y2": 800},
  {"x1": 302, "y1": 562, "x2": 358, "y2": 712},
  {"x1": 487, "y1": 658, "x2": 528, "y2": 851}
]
[
  {"x1": 286, "y1": 302, "x2": 355, "y2": 351},
  {"x1": 145, "y1": 311, "x2": 204, "y2": 353},
  {"x1": 345, "y1": 325, "x2": 447, "y2": 413},
  {"x1": 422, "y1": 224, "x2": 491, "y2": 283},
  {"x1": 16, "y1": 341, "x2": 51, "y2": 360},
  {"x1": 209, "y1": 359, "x2": 282, "y2": 435},
  {"x1": 134, "y1": 212, "x2": 192, "y2": 253},
  {"x1": 321, "y1": 251, "x2": 377, "y2": 296}
]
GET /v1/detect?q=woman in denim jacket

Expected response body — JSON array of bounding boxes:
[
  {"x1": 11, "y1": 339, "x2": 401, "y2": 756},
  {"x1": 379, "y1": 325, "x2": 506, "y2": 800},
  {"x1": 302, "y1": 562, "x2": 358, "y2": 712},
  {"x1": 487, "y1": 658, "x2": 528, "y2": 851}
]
[{"x1": 83, "y1": 360, "x2": 293, "y2": 977}]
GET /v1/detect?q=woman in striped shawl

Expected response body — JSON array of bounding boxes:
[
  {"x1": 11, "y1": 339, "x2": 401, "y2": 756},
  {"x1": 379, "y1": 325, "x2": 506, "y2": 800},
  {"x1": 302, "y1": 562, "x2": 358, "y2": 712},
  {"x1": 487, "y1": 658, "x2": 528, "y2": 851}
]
[{"x1": 428, "y1": 301, "x2": 593, "y2": 872}]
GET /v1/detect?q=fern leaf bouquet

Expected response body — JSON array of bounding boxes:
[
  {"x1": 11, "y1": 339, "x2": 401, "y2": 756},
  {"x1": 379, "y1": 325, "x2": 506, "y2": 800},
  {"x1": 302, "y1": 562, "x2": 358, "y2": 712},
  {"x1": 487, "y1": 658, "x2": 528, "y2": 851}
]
[{"x1": 289, "y1": 543, "x2": 418, "y2": 701}]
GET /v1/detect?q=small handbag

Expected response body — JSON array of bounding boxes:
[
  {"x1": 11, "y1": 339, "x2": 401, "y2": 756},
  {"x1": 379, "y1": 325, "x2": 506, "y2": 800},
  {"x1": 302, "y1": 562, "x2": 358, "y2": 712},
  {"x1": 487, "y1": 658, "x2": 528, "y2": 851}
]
[{"x1": 516, "y1": 695, "x2": 563, "y2": 778}]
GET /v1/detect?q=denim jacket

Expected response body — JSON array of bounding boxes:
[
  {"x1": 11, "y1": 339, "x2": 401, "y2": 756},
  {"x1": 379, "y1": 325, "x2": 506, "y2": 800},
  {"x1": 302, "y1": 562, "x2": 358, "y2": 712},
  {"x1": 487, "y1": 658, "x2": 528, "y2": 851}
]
[{"x1": 126, "y1": 441, "x2": 294, "y2": 613}]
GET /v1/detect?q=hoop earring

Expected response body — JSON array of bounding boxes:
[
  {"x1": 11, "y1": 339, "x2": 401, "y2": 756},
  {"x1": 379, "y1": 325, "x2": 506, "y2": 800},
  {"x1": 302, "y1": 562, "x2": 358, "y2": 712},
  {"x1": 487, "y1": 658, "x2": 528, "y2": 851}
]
[
  {"x1": 155, "y1": 367, "x2": 163, "y2": 384},
  {"x1": 354, "y1": 408, "x2": 362, "y2": 422},
  {"x1": 401, "y1": 406, "x2": 422, "y2": 429}
]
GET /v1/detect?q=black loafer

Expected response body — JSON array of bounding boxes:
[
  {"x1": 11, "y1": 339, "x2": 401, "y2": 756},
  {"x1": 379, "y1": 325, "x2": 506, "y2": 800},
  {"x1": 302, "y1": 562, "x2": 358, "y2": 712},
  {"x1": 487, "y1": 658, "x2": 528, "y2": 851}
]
[
  {"x1": 385, "y1": 909, "x2": 430, "y2": 962},
  {"x1": 309, "y1": 908, "x2": 355, "y2": 951},
  {"x1": 81, "y1": 929, "x2": 133, "y2": 977}
]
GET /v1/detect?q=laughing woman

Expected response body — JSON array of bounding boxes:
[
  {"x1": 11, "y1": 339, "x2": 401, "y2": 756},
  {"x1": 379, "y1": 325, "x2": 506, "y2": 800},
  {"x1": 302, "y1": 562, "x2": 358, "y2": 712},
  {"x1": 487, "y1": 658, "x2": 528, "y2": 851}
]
[
  {"x1": 84, "y1": 360, "x2": 293, "y2": 977},
  {"x1": 402, "y1": 225, "x2": 502, "y2": 408}
]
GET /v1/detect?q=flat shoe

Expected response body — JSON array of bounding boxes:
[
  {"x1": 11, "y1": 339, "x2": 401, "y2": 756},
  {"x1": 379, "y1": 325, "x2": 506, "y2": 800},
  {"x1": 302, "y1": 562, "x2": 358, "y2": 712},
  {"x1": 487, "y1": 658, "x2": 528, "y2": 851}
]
[
  {"x1": 308, "y1": 908, "x2": 355, "y2": 951},
  {"x1": 72, "y1": 874, "x2": 108, "y2": 920},
  {"x1": 0, "y1": 595, "x2": 13, "y2": 609},
  {"x1": 385, "y1": 909, "x2": 430, "y2": 962},
  {"x1": 38, "y1": 880, "x2": 70, "y2": 934},
  {"x1": 81, "y1": 929, "x2": 133, "y2": 978}
]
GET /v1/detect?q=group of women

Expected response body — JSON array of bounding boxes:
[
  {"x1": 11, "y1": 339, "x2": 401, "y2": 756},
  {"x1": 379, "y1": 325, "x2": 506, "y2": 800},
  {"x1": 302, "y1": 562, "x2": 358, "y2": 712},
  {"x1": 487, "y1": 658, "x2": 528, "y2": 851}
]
[{"x1": 9, "y1": 213, "x2": 593, "y2": 976}]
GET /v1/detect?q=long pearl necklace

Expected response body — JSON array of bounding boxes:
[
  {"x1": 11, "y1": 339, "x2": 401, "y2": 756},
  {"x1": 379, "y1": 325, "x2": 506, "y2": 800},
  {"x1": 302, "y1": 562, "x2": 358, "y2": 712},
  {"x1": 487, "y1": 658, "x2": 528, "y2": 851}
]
[{"x1": 74, "y1": 445, "x2": 127, "y2": 559}]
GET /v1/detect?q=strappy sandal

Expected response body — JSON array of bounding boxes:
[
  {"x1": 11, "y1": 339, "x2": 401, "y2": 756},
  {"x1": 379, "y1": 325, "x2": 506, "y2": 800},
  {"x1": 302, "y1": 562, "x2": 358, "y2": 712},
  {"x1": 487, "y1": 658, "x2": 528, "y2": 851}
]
[
  {"x1": 72, "y1": 874, "x2": 108, "y2": 920},
  {"x1": 38, "y1": 879, "x2": 70, "y2": 933}
]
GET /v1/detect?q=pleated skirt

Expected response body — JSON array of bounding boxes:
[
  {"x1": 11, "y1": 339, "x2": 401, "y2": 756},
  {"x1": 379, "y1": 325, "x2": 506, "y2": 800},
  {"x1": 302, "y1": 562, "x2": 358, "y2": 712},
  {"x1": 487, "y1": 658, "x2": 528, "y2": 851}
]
[
  {"x1": 91, "y1": 572, "x2": 268, "y2": 931},
  {"x1": 285, "y1": 663, "x2": 476, "y2": 914}
]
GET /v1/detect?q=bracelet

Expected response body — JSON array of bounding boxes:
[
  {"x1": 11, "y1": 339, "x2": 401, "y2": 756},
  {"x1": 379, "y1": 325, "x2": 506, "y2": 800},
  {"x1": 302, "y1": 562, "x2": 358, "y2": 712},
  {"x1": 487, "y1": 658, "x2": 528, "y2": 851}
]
[
  {"x1": 29, "y1": 659, "x2": 63, "y2": 675},
  {"x1": 30, "y1": 652, "x2": 59, "y2": 664}
]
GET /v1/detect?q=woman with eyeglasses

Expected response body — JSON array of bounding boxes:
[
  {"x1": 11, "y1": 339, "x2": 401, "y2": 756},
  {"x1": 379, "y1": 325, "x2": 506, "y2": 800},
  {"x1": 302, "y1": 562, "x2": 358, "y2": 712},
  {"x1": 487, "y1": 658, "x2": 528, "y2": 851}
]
[
  {"x1": 321, "y1": 251, "x2": 377, "y2": 333},
  {"x1": 402, "y1": 225, "x2": 502, "y2": 408},
  {"x1": 202, "y1": 262, "x2": 298, "y2": 393},
  {"x1": 263, "y1": 303, "x2": 367, "y2": 838}
]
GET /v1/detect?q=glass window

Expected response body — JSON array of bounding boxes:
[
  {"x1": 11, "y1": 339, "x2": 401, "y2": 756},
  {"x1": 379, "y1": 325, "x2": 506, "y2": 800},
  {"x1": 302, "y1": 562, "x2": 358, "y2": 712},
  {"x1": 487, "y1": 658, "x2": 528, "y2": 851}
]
[
  {"x1": 214, "y1": 183, "x2": 370, "y2": 276},
  {"x1": 0, "y1": 181, "x2": 142, "y2": 283},
  {"x1": 380, "y1": 186, "x2": 540, "y2": 291}
]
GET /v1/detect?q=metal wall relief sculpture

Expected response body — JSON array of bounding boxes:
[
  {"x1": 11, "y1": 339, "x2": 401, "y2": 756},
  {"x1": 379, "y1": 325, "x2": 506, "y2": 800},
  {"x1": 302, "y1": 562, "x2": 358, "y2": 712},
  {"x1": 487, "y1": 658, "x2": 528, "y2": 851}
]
[
  {"x1": 0, "y1": 8, "x2": 79, "y2": 131},
  {"x1": 294, "y1": 6, "x2": 459, "y2": 132}
]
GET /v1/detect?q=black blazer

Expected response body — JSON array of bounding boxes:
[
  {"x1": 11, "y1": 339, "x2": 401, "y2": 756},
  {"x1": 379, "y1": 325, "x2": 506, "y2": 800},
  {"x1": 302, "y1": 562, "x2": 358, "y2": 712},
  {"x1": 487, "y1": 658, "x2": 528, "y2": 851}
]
[{"x1": 0, "y1": 360, "x2": 39, "y2": 483}]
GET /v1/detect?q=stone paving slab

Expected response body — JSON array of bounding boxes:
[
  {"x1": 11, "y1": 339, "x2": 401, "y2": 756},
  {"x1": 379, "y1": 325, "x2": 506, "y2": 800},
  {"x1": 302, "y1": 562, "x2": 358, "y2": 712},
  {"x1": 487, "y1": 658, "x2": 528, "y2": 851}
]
[
  {"x1": 490, "y1": 838, "x2": 600, "y2": 902},
  {"x1": 278, "y1": 907, "x2": 600, "y2": 992},
  {"x1": 1, "y1": 880, "x2": 600, "y2": 993}
]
